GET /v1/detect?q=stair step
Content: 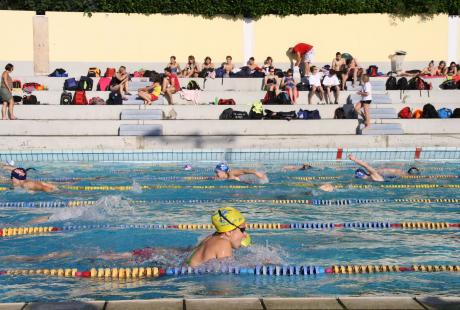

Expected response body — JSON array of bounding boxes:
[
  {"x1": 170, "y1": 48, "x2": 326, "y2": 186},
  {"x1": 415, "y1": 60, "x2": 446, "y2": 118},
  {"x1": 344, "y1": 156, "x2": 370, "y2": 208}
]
[
  {"x1": 121, "y1": 109, "x2": 163, "y2": 120},
  {"x1": 361, "y1": 123, "x2": 404, "y2": 135},
  {"x1": 119, "y1": 124, "x2": 163, "y2": 136}
]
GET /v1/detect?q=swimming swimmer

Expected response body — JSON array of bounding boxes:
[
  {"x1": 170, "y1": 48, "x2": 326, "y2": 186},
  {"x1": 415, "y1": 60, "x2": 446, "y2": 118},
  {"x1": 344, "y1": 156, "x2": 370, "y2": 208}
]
[
  {"x1": 348, "y1": 154, "x2": 420, "y2": 182},
  {"x1": 282, "y1": 164, "x2": 313, "y2": 171},
  {"x1": 214, "y1": 163, "x2": 267, "y2": 181},
  {"x1": 0, "y1": 163, "x2": 57, "y2": 192}
]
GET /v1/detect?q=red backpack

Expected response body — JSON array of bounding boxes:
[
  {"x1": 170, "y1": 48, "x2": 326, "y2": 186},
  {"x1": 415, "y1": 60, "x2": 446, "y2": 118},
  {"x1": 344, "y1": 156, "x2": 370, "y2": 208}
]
[
  {"x1": 97, "y1": 77, "x2": 111, "y2": 91},
  {"x1": 104, "y1": 68, "x2": 116, "y2": 78},
  {"x1": 72, "y1": 90, "x2": 88, "y2": 105},
  {"x1": 398, "y1": 107, "x2": 412, "y2": 119},
  {"x1": 218, "y1": 99, "x2": 236, "y2": 105}
]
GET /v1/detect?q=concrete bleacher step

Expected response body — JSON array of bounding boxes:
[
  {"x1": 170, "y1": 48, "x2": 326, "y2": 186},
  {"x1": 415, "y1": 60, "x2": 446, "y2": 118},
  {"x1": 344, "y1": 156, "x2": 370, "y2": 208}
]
[
  {"x1": 120, "y1": 109, "x2": 163, "y2": 120},
  {"x1": 358, "y1": 108, "x2": 397, "y2": 119},
  {"x1": 361, "y1": 123, "x2": 404, "y2": 135},
  {"x1": 349, "y1": 93, "x2": 392, "y2": 104},
  {"x1": 346, "y1": 79, "x2": 386, "y2": 91},
  {"x1": 119, "y1": 124, "x2": 163, "y2": 136}
]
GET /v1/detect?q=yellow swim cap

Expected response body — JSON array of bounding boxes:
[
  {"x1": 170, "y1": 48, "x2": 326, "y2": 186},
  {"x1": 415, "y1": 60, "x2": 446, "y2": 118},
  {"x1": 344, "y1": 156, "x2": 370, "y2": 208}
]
[{"x1": 211, "y1": 206, "x2": 246, "y2": 233}]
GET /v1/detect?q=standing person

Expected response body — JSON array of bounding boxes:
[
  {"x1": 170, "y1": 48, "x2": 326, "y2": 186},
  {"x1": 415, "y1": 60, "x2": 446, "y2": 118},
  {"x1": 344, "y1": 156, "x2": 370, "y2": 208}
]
[
  {"x1": 331, "y1": 52, "x2": 348, "y2": 90},
  {"x1": 1, "y1": 63, "x2": 16, "y2": 120},
  {"x1": 322, "y1": 69, "x2": 340, "y2": 104},
  {"x1": 166, "y1": 56, "x2": 181, "y2": 75},
  {"x1": 354, "y1": 74, "x2": 372, "y2": 128},
  {"x1": 308, "y1": 66, "x2": 325, "y2": 104},
  {"x1": 109, "y1": 66, "x2": 131, "y2": 100},
  {"x1": 288, "y1": 43, "x2": 315, "y2": 77},
  {"x1": 162, "y1": 68, "x2": 181, "y2": 105}
]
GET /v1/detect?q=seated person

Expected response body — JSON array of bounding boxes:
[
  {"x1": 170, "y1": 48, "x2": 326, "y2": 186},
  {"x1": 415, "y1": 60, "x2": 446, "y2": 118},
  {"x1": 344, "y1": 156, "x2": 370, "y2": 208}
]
[
  {"x1": 322, "y1": 69, "x2": 340, "y2": 104},
  {"x1": 199, "y1": 56, "x2": 215, "y2": 78},
  {"x1": 263, "y1": 56, "x2": 274, "y2": 74},
  {"x1": 421, "y1": 60, "x2": 436, "y2": 76},
  {"x1": 308, "y1": 66, "x2": 325, "y2": 104},
  {"x1": 109, "y1": 66, "x2": 131, "y2": 99},
  {"x1": 281, "y1": 69, "x2": 298, "y2": 104},
  {"x1": 166, "y1": 56, "x2": 181, "y2": 75},
  {"x1": 0, "y1": 162, "x2": 57, "y2": 192},
  {"x1": 214, "y1": 163, "x2": 267, "y2": 182},
  {"x1": 346, "y1": 57, "x2": 361, "y2": 87},
  {"x1": 223, "y1": 56, "x2": 235, "y2": 77},
  {"x1": 348, "y1": 154, "x2": 420, "y2": 182},
  {"x1": 447, "y1": 62, "x2": 458, "y2": 76},
  {"x1": 138, "y1": 79, "x2": 162, "y2": 105},
  {"x1": 263, "y1": 67, "x2": 280, "y2": 92},
  {"x1": 181, "y1": 55, "x2": 200, "y2": 78},
  {"x1": 162, "y1": 68, "x2": 181, "y2": 105},
  {"x1": 247, "y1": 57, "x2": 263, "y2": 74},
  {"x1": 435, "y1": 61, "x2": 448, "y2": 76}
]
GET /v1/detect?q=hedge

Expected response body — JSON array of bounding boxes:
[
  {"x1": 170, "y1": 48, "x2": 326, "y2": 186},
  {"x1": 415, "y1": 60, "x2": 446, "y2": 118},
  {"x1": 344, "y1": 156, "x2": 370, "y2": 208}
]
[{"x1": 2, "y1": 0, "x2": 459, "y2": 18}]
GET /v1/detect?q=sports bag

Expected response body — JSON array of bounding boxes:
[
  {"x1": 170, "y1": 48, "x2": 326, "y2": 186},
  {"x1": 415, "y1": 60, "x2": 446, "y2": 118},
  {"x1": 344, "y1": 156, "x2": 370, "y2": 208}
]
[
  {"x1": 219, "y1": 108, "x2": 235, "y2": 120},
  {"x1": 186, "y1": 80, "x2": 201, "y2": 90},
  {"x1": 385, "y1": 76, "x2": 397, "y2": 90},
  {"x1": 22, "y1": 82, "x2": 41, "y2": 91},
  {"x1": 87, "y1": 67, "x2": 101, "y2": 77},
  {"x1": 231, "y1": 110, "x2": 249, "y2": 119},
  {"x1": 264, "y1": 109, "x2": 296, "y2": 120},
  {"x1": 334, "y1": 107, "x2": 346, "y2": 119},
  {"x1": 106, "y1": 91, "x2": 122, "y2": 105},
  {"x1": 72, "y1": 90, "x2": 88, "y2": 105},
  {"x1": 22, "y1": 95, "x2": 39, "y2": 105},
  {"x1": 97, "y1": 77, "x2": 111, "y2": 91},
  {"x1": 12, "y1": 80, "x2": 21, "y2": 89},
  {"x1": 276, "y1": 92, "x2": 291, "y2": 105},
  {"x1": 60, "y1": 91, "x2": 72, "y2": 105},
  {"x1": 439, "y1": 79, "x2": 458, "y2": 90},
  {"x1": 413, "y1": 109, "x2": 423, "y2": 119},
  {"x1": 438, "y1": 108, "x2": 453, "y2": 119},
  {"x1": 396, "y1": 77, "x2": 408, "y2": 90},
  {"x1": 398, "y1": 107, "x2": 412, "y2": 119},
  {"x1": 89, "y1": 97, "x2": 106, "y2": 105},
  {"x1": 297, "y1": 109, "x2": 320, "y2": 120},
  {"x1": 422, "y1": 103, "x2": 438, "y2": 118},
  {"x1": 452, "y1": 108, "x2": 460, "y2": 118},
  {"x1": 262, "y1": 91, "x2": 278, "y2": 104},
  {"x1": 366, "y1": 65, "x2": 378, "y2": 77},
  {"x1": 78, "y1": 76, "x2": 93, "y2": 91},
  {"x1": 104, "y1": 68, "x2": 116, "y2": 78},
  {"x1": 218, "y1": 99, "x2": 236, "y2": 105},
  {"x1": 64, "y1": 78, "x2": 78, "y2": 91},
  {"x1": 48, "y1": 68, "x2": 68, "y2": 77},
  {"x1": 249, "y1": 101, "x2": 264, "y2": 119}
]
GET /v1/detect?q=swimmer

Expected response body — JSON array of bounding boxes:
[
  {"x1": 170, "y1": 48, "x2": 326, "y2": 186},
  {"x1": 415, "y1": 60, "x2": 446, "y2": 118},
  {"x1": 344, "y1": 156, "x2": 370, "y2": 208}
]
[
  {"x1": 0, "y1": 163, "x2": 57, "y2": 192},
  {"x1": 1, "y1": 251, "x2": 71, "y2": 262},
  {"x1": 282, "y1": 164, "x2": 313, "y2": 171},
  {"x1": 214, "y1": 163, "x2": 267, "y2": 181},
  {"x1": 348, "y1": 154, "x2": 420, "y2": 182}
]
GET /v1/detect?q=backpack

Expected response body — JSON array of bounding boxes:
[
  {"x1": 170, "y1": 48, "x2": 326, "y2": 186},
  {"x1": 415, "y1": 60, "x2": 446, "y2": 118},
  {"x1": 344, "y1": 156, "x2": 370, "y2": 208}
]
[
  {"x1": 413, "y1": 109, "x2": 423, "y2": 119},
  {"x1": 78, "y1": 76, "x2": 93, "y2": 91},
  {"x1": 72, "y1": 90, "x2": 88, "y2": 105},
  {"x1": 274, "y1": 69, "x2": 284, "y2": 78},
  {"x1": 366, "y1": 65, "x2": 378, "y2": 77},
  {"x1": 334, "y1": 107, "x2": 346, "y2": 119},
  {"x1": 422, "y1": 103, "x2": 438, "y2": 118},
  {"x1": 97, "y1": 77, "x2": 111, "y2": 91},
  {"x1": 60, "y1": 91, "x2": 72, "y2": 105},
  {"x1": 231, "y1": 110, "x2": 249, "y2": 119},
  {"x1": 234, "y1": 66, "x2": 251, "y2": 78},
  {"x1": 409, "y1": 77, "x2": 431, "y2": 96},
  {"x1": 48, "y1": 68, "x2": 68, "y2": 77},
  {"x1": 13, "y1": 95, "x2": 22, "y2": 103},
  {"x1": 439, "y1": 79, "x2": 458, "y2": 90},
  {"x1": 87, "y1": 67, "x2": 101, "y2": 77},
  {"x1": 12, "y1": 80, "x2": 21, "y2": 89},
  {"x1": 398, "y1": 106, "x2": 412, "y2": 119},
  {"x1": 186, "y1": 80, "x2": 201, "y2": 90},
  {"x1": 89, "y1": 97, "x2": 106, "y2": 105},
  {"x1": 297, "y1": 109, "x2": 321, "y2": 120},
  {"x1": 250, "y1": 71, "x2": 265, "y2": 78},
  {"x1": 276, "y1": 92, "x2": 291, "y2": 105},
  {"x1": 396, "y1": 77, "x2": 408, "y2": 90},
  {"x1": 22, "y1": 95, "x2": 38, "y2": 105},
  {"x1": 218, "y1": 99, "x2": 236, "y2": 105},
  {"x1": 296, "y1": 81, "x2": 310, "y2": 91},
  {"x1": 215, "y1": 67, "x2": 225, "y2": 78},
  {"x1": 438, "y1": 108, "x2": 453, "y2": 119},
  {"x1": 64, "y1": 78, "x2": 78, "y2": 91},
  {"x1": 264, "y1": 109, "x2": 296, "y2": 120},
  {"x1": 104, "y1": 68, "x2": 116, "y2": 78},
  {"x1": 249, "y1": 101, "x2": 264, "y2": 119},
  {"x1": 263, "y1": 90, "x2": 278, "y2": 104},
  {"x1": 106, "y1": 91, "x2": 122, "y2": 105},
  {"x1": 452, "y1": 108, "x2": 460, "y2": 118},
  {"x1": 385, "y1": 76, "x2": 397, "y2": 90},
  {"x1": 219, "y1": 108, "x2": 235, "y2": 120}
]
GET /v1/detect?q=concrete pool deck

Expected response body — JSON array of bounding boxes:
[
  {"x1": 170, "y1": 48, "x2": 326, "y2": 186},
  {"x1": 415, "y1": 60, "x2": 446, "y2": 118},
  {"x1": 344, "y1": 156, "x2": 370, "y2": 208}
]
[{"x1": 1, "y1": 296, "x2": 459, "y2": 309}]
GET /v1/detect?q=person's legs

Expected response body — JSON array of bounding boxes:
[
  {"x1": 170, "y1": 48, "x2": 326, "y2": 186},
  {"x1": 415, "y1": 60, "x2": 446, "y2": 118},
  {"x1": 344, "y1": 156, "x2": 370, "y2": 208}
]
[
  {"x1": 333, "y1": 86, "x2": 340, "y2": 104},
  {"x1": 2, "y1": 101, "x2": 7, "y2": 120},
  {"x1": 8, "y1": 98, "x2": 15, "y2": 120},
  {"x1": 364, "y1": 103, "x2": 371, "y2": 127},
  {"x1": 352, "y1": 68, "x2": 358, "y2": 87},
  {"x1": 165, "y1": 87, "x2": 176, "y2": 105},
  {"x1": 110, "y1": 84, "x2": 121, "y2": 93},
  {"x1": 325, "y1": 86, "x2": 331, "y2": 104},
  {"x1": 318, "y1": 86, "x2": 324, "y2": 101},
  {"x1": 308, "y1": 86, "x2": 315, "y2": 104},
  {"x1": 138, "y1": 91, "x2": 151, "y2": 104},
  {"x1": 354, "y1": 102, "x2": 363, "y2": 117}
]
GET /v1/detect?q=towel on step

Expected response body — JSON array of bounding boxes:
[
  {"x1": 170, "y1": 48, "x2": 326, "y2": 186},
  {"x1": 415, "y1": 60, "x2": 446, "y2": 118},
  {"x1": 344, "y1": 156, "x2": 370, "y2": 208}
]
[{"x1": 179, "y1": 89, "x2": 201, "y2": 104}]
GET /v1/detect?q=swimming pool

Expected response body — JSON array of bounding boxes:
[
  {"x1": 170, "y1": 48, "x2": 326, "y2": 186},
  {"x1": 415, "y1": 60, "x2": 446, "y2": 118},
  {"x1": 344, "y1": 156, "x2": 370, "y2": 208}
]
[{"x1": 0, "y1": 155, "x2": 459, "y2": 302}]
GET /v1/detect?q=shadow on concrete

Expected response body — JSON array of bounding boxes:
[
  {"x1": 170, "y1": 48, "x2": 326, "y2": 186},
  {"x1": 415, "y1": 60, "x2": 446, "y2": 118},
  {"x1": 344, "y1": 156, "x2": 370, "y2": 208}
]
[
  {"x1": 156, "y1": 130, "x2": 237, "y2": 149},
  {"x1": 416, "y1": 296, "x2": 460, "y2": 310},
  {"x1": 26, "y1": 301, "x2": 102, "y2": 310}
]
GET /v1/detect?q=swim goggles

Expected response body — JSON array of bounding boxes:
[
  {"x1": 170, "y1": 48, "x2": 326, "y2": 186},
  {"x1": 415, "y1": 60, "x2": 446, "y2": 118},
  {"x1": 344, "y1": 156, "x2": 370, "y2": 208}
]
[{"x1": 218, "y1": 209, "x2": 246, "y2": 234}]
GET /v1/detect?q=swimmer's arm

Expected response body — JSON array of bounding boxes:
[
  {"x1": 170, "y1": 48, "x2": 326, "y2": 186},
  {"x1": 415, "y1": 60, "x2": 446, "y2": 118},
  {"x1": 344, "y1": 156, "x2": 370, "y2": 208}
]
[
  {"x1": 28, "y1": 215, "x2": 50, "y2": 224},
  {"x1": 348, "y1": 154, "x2": 382, "y2": 178},
  {"x1": 0, "y1": 163, "x2": 14, "y2": 172},
  {"x1": 233, "y1": 169, "x2": 266, "y2": 179},
  {"x1": 378, "y1": 168, "x2": 405, "y2": 176}
]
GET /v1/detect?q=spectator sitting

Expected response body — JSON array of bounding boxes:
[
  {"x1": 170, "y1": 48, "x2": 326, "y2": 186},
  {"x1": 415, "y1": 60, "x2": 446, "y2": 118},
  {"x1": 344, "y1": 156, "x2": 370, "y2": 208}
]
[
  {"x1": 308, "y1": 66, "x2": 325, "y2": 105},
  {"x1": 331, "y1": 52, "x2": 348, "y2": 90},
  {"x1": 223, "y1": 55, "x2": 235, "y2": 78},
  {"x1": 247, "y1": 57, "x2": 263, "y2": 73},
  {"x1": 263, "y1": 56, "x2": 274, "y2": 74},
  {"x1": 420, "y1": 60, "x2": 436, "y2": 76},
  {"x1": 181, "y1": 55, "x2": 200, "y2": 78},
  {"x1": 447, "y1": 62, "x2": 457, "y2": 76},
  {"x1": 322, "y1": 69, "x2": 340, "y2": 105},
  {"x1": 138, "y1": 79, "x2": 162, "y2": 105},
  {"x1": 281, "y1": 69, "x2": 298, "y2": 104},
  {"x1": 1, "y1": 63, "x2": 16, "y2": 120},
  {"x1": 166, "y1": 56, "x2": 181, "y2": 75},
  {"x1": 199, "y1": 56, "x2": 215, "y2": 78},
  {"x1": 345, "y1": 56, "x2": 361, "y2": 88},
  {"x1": 435, "y1": 61, "x2": 448, "y2": 76},
  {"x1": 287, "y1": 43, "x2": 314, "y2": 77},
  {"x1": 109, "y1": 66, "x2": 131, "y2": 100},
  {"x1": 162, "y1": 67, "x2": 181, "y2": 105},
  {"x1": 263, "y1": 67, "x2": 280, "y2": 92}
]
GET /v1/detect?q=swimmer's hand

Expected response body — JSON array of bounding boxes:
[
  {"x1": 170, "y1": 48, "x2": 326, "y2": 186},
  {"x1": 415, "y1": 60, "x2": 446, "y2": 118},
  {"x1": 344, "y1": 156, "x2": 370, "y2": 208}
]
[{"x1": 348, "y1": 154, "x2": 356, "y2": 161}]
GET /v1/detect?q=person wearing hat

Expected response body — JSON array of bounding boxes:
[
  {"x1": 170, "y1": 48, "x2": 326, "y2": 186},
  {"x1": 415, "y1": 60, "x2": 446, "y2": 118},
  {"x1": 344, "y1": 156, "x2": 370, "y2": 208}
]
[
  {"x1": 187, "y1": 206, "x2": 250, "y2": 267},
  {"x1": 348, "y1": 154, "x2": 420, "y2": 182},
  {"x1": 0, "y1": 162, "x2": 57, "y2": 192},
  {"x1": 214, "y1": 162, "x2": 267, "y2": 182}
]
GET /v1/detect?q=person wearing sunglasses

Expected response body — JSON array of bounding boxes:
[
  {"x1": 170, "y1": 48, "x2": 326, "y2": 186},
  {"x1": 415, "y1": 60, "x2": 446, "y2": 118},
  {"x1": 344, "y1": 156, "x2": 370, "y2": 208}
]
[{"x1": 187, "y1": 206, "x2": 250, "y2": 267}]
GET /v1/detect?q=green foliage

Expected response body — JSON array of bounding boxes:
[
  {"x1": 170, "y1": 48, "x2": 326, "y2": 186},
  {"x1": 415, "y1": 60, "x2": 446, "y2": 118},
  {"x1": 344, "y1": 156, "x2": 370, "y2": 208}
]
[{"x1": 1, "y1": 0, "x2": 459, "y2": 18}]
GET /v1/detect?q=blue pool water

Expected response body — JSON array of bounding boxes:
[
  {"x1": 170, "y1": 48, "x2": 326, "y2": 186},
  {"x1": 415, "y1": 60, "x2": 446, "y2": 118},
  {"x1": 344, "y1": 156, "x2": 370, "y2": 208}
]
[{"x1": 0, "y1": 159, "x2": 459, "y2": 301}]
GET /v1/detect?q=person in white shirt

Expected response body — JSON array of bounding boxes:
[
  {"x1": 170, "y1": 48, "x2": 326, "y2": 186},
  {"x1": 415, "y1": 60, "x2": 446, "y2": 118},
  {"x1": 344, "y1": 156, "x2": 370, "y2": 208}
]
[
  {"x1": 308, "y1": 66, "x2": 325, "y2": 104},
  {"x1": 322, "y1": 69, "x2": 340, "y2": 104},
  {"x1": 354, "y1": 74, "x2": 372, "y2": 128}
]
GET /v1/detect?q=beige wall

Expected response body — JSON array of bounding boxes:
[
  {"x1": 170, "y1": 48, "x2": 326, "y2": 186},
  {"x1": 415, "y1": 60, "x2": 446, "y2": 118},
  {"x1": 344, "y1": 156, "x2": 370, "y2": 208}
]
[
  {"x1": 0, "y1": 11, "x2": 455, "y2": 65},
  {"x1": 254, "y1": 14, "x2": 448, "y2": 63}
]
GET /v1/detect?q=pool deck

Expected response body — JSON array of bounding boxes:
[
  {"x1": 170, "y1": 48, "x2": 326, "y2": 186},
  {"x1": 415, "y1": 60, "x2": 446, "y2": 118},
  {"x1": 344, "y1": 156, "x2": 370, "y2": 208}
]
[{"x1": 2, "y1": 296, "x2": 459, "y2": 309}]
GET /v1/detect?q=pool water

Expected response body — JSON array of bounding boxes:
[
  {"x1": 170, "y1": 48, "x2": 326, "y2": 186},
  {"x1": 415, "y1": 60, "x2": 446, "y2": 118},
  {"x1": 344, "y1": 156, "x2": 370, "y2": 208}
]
[{"x1": 0, "y1": 160, "x2": 459, "y2": 302}]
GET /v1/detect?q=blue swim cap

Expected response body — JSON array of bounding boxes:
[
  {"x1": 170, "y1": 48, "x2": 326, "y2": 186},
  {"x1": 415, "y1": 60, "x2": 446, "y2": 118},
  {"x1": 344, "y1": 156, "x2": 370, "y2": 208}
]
[
  {"x1": 354, "y1": 168, "x2": 368, "y2": 179},
  {"x1": 215, "y1": 163, "x2": 230, "y2": 173}
]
